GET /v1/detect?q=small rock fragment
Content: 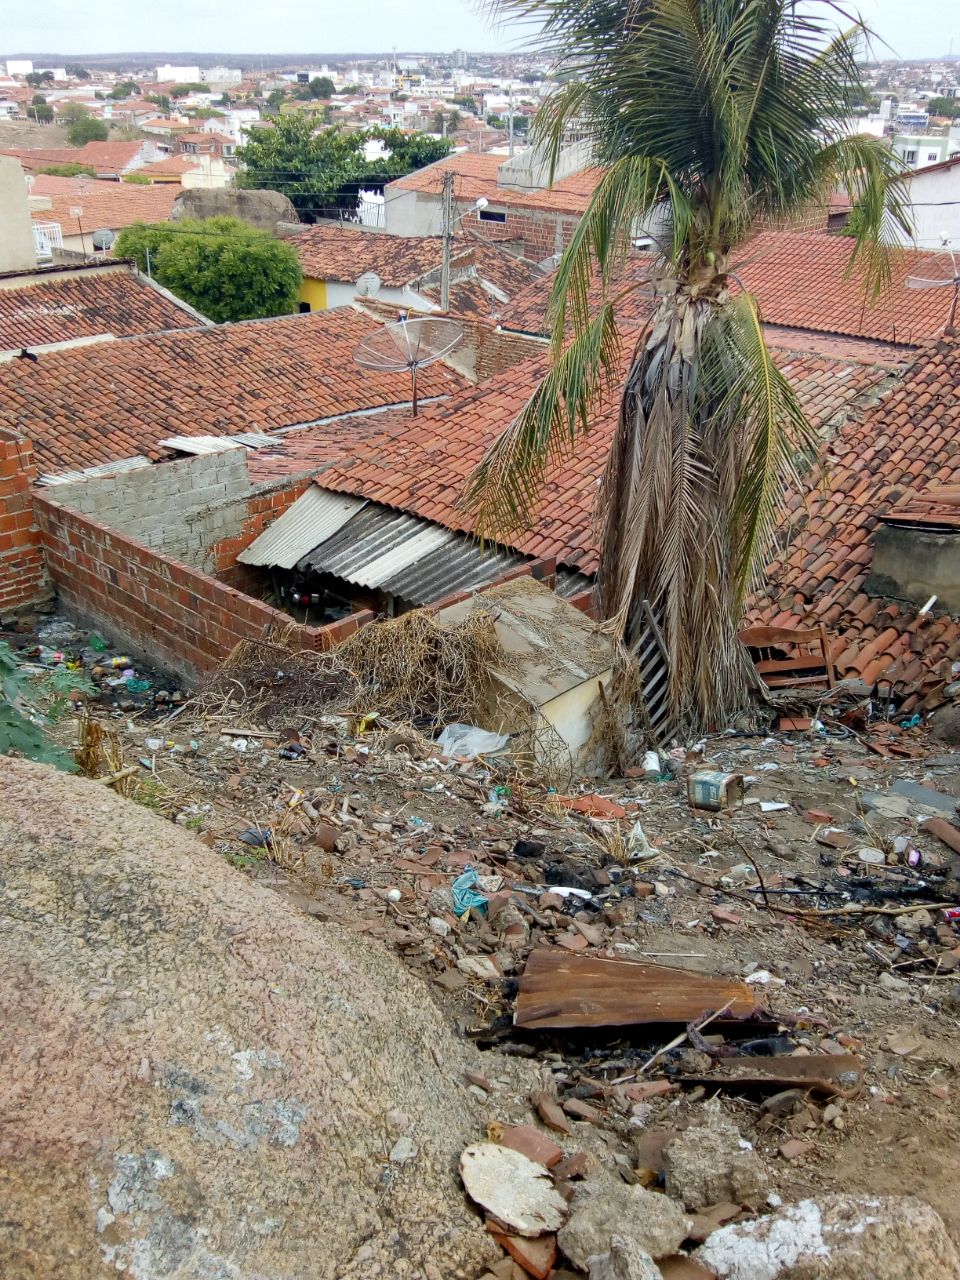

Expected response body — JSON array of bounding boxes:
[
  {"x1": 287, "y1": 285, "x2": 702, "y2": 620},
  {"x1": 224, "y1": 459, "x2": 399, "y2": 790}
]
[
  {"x1": 663, "y1": 1107, "x2": 769, "y2": 1211},
  {"x1": 588, "y1": 1236, "x2": 663, "y2": 1280},
  {"x1": 558, "y1": 1182, "x2": 692, "y2": 1267}
]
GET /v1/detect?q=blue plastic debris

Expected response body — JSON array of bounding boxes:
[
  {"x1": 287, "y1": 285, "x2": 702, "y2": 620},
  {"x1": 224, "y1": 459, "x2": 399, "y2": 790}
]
[{"x1": 451, "y1": 866, "x2": 488, "y2": 916}]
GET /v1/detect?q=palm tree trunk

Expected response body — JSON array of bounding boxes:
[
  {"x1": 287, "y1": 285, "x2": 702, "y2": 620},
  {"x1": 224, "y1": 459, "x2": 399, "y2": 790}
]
[{"x1": 597, "y1": 290, "x2": 754, "y2": 734}]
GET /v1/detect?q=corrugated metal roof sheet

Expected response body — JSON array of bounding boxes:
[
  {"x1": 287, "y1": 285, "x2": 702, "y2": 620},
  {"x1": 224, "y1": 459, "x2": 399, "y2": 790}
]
[
  {"x1": 297, "y1": 501, "x2": 524, "y2": 605},
  {"x1": 159, "y1": 432, "x2": 275, "y2": 455},
  {"x1": 38, "y1": 454, "x2": 152, "y2": 485},
  {"x1": 386, "y1": 537, "x2": 521, "y2": 605},
  {"x1": 238, "y1": 487, "x2": 365, "y2": 569}
]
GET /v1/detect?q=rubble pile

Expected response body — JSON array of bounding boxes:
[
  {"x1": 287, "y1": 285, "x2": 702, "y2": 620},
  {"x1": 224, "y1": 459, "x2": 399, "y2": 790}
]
[{"x1": 4, "y1": 612, "x2": 960, "y2": 1276}]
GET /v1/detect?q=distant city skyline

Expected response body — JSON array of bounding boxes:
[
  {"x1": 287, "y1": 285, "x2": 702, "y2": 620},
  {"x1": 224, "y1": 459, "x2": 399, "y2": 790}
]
[{"x1": 0, "y1": 0, "x2": 955, "y2": 64}]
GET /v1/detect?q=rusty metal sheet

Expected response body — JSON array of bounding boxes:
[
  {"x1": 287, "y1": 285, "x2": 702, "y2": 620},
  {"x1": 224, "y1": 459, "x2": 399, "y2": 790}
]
[
  {"x1": 678, "y1": 1053, "x2": 864, "y2": 1100},
  {"x1": 513, "y1": 950, "x2": 759, "y2": 1031}
]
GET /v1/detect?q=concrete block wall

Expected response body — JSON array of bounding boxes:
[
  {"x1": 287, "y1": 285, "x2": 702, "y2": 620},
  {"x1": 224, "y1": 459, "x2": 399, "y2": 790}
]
[
  {"x1": 46, "y1": 449, "x2": 252, "y2": 571},
  {"x1": 35, "y1": 494, "x2": 377, "y2": 684},
  {"x1": 0, "y1": 430, "x2": 49, "y2": 612}
]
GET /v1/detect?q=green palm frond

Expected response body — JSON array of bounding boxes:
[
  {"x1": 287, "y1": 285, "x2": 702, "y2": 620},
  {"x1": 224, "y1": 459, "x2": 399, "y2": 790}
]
[{"x1": 464, "y1": 302, "x2": 623, "y2": 536}]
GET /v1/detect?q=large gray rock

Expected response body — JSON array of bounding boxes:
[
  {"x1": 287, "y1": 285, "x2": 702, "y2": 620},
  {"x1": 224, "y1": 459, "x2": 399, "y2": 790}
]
[
  {"x1": 171, "y1": 186, "x2": 300, "y2": 233},
  {"x1": 697, "y1": 1195, "x2": 960, "y2": 1280},
  {"x1": 664, "y1": 1106, "x2": 769, "y2": 1211},
  {"x1": 559, "y1": 1182, "x2": 692, "y2": 1266},
  {"x1": 0, "y1": 758, "x2": 501, "y2": 1280}
]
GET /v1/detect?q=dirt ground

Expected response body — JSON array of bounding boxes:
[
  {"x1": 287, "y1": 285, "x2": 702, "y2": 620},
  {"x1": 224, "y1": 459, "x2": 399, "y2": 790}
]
[
  {"x1": 12, "y1": 614, "x2": 960, "y2": 1263},
  {"x1": 0, "y1": 118, "x2": 70, "y2": 148}
]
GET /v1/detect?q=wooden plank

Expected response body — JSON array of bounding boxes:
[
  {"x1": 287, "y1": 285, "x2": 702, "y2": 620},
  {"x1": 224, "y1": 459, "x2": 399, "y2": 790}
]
[{"x1": 514, "y1": 950, "x2": 759, "y2": 1031}]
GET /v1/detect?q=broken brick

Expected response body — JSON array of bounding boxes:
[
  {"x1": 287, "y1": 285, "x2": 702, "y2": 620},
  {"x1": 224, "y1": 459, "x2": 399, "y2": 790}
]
[
  {"x1": 531, "y1": 1091, "x2": 572, "y2": 1135},
  {"x1": 498, "y1": 1125, "x2": 564, "y2": 1169},
  {"x1": 561, "y1": 1097, "x2": 600, "y2": 1123},
  {"x1": 779, "y1": 1138, "x2": 815, "y2": 1161},
  {"x1": 803, "y1": 809, "x2": 835, "y2": 825},
  {"x1": 552, "y1": 1151, "x2": 587, "y2": 1181},
  {"x1": 710, "y1": 907, "x2": 742, "y2": 926},
  {"x1": 489, "y1": 1231, "x2": 558, "y2": 1280},
  {"x1": 623, "y1": 1079, "x2": 678, "y2": 1102}
]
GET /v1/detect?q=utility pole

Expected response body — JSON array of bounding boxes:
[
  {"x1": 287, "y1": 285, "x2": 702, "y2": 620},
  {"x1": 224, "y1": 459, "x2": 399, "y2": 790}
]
[
  {"x1": 440, "y1": 168, "x2": 453, "y2": 313},
  {"x1": 508, "y1": 85, "x2": 515, "y2": 157}
]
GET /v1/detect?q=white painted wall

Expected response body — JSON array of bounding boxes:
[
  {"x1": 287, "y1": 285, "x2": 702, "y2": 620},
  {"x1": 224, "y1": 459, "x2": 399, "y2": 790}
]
[
  {"x1": 892, "y1": 162, "x2": 960, "y2": 249},
  {"x1": 322, "y1": 280, "x2": 435, "y2": 312},
  {"x1": 384, "y1": 187, "x2": 444, "y2": 237},
  {"x1": 0, "y1": 158, "x2": 38, "y2": 272}
]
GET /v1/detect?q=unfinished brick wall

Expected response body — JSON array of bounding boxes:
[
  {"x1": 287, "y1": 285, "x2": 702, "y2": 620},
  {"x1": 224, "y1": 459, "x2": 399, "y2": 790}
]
[
  {"x1": 470, "y1": 208, "x2": 580, "y2": 260},
  {"x1": 34, "y1": 495, "x2": 375, "y2": 684},
  {"x1": 47, "y1": 450, "x2": 253, "y2": 572},
  {"x1": 210, "y1": 479, "x2": 312, "y2": 592},
  {"x1": 0, "y1": 430, "x2": 49, "y2": 613}
]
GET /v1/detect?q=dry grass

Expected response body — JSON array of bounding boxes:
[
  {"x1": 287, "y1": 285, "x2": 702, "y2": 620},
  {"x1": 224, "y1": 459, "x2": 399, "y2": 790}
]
[
  {"x1": 75, "y1": 715, "x2": 138, "y2": 798},
  {"x1": 189, "y1": 609, "x2": 507, "y2": 731}
]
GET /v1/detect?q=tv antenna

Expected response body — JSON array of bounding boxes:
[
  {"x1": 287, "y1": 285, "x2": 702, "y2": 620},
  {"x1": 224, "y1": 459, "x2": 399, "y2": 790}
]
[
  {"x1": 353, "y1": 315, "x2": 463, "y2": 416},
  {"x1": 355, "y1": 270, "x2": 381, "y2": 297},
  {"x1": 906, "y1": 235, "x2": 960, "y2": 333}
]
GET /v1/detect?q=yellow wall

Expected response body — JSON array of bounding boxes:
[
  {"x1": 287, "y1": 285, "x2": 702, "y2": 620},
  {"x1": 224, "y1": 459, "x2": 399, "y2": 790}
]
[{"x1": 299, "y1": 276, "x2": 328, "y2": 311}]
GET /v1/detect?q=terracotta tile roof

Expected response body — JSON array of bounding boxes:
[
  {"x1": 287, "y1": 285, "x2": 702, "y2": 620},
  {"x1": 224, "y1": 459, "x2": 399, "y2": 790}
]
[
  {"x1": 748, "y1": 335, "x2": 960, "y2": 703},
  {"x1": 0, "y1": 308, "x2": 468, "y2": 476},
  {"x1": 2, "y1": 141, "x2": 148, "y2": 174},
  {"x1": 28, "y1": 174, "x2": 178, "y2": 234},
  {"x1": 290, "y1": 223, "x2": 446, "y2": 287},
  {"x1": 501, "y1": 234, "x2": 956, "y2": 349},
  {"x1": 0, "y1": 264, "x2": 202, "y2": 350},
  {"x1": 313, "y1": 326, "x2": 897, "y2": 576},
  {"x1": 390, "y1": 152, "x2": 604, "y2": 216},
  {"x1": 245, "y1": 413, "x2": 398, "y2": 483},
  {"x1": 138, "y1": 154, "x2": 216, "y2": 178},
  {"x1": 732, "y1": 231, "x2": 955, "y2": 346}
]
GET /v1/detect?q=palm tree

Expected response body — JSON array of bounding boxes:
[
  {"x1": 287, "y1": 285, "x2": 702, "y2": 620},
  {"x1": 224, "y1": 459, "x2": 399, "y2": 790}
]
[{"x1": 466, "y1": 0, "x2": 909, "y2": 734}]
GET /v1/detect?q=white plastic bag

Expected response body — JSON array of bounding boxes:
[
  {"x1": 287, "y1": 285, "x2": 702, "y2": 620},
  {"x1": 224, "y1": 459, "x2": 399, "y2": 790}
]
[{"x1": 436, "y1": 723, "x2": 510, "y2": 759}]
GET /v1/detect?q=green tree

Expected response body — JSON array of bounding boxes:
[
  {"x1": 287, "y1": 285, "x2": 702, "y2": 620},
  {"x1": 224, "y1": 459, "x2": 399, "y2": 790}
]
[
  {"x1": 146, "y1": 93, "x2": 171, "y2": 113},
  {"x1": 928, "y1": 96, "x2": 960, "y2": 119},
  {"x1": 108, "y1": 79, "x2": 140, "y2": 99},
  {"x1": 59, "y1": 102, "x2": 90, "y2": 125},
  {"x1": 26, "y1": 70, "x2": 54, "y2": 87},
  {"x1": 432, "y1": 108, "x2": 462, "y2": 134},
  {"x1": 65, "y1": 63, "x2": 91, "y2": 79},
  {"x1": 467, "y1": 0, "x2": 910, "y2": 733},
  {"x1": 30, "y1": 95, "x2": 54, "y2": 124},
  {"x1": 453, "y1": 95, "x2": 478, "y2": 113},
  {"x1": 121, "y1": 172, "x2": 153, "y2": 184},
  {"x1": 67, "y1": 115, "x2": 109, "y2": 145},
  {"x1": 114, "y1": 217, "x2": 302, "y2": 322},
  {"x1": 266, "y1": 88, "x2": 286, "y2": 110},
  {"x1": 39, "y1": 162, "x2": 97, "y2": 177},
  {"x1": 170, "y1": 82, "x2": 207, "y2": 97},
  {"x1": 295, "y1": 75, "x2": 336, "y2": 100},
  {"x1": 235, "y1": 116, "x2": 451, "y2": 221}
]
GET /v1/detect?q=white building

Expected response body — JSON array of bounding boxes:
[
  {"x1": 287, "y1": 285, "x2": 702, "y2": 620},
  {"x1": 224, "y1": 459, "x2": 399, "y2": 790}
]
[
  {"x1": 156, "y1": 64, "x2": 201, "y2": 83},
  {"x1": 205, "y1": 108, "x2": 259, "y2": 142},
  {"x1": 890, "y1": 154, "x2": 960, "y2": 250},
  {"x1": 893, "y1": 126, "x2": 960, "y2": 172},
  {"x1": 4, "y1": 60, "x2": 33, "y2": 77},
  {"x1": 200, "y1": 67, "x2": 242, "y2": 88}
]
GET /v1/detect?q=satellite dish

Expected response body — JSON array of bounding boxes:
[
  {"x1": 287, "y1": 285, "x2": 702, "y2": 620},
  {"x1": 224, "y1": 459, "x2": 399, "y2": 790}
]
[
  {"x1": 906, "y1": 238, "x2": 960, "y2": 331},
  {"x1": 355, "y1": 270, "x2": 382, "y2": 297},
  {"x1": 91, "y1": 228, "x2": 116, "y2": 252},
  {"x1": 354, "y1": 316, "x2": 463, "y2": 417}
]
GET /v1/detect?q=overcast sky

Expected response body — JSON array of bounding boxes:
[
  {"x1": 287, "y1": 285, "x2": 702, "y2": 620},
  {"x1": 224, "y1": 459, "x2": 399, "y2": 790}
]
[{"x1": 1, "y1": 0, "x2": 955, "y2": 62}]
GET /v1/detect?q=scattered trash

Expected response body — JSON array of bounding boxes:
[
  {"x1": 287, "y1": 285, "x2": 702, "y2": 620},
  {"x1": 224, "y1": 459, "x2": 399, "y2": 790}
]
[
  {"x1": 451, "y1": 867, "x2": 489, "y2": 916},
  {"x1": 688, "y1": 771, "x2": 745, "y2": 811},
  {"x1": 436, "y1": 723, "x2": 511, "y2": 759}
]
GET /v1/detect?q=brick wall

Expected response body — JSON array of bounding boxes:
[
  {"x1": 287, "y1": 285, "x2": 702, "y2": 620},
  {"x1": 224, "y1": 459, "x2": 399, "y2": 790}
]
[
  {"x1": 0, "y1": 430, "x2": 49, "y2": 613},
  {"x1": 471, "y1": 207, "x2": 580, "y2": 260},
  {"x1": 47, "y1": 449, "x2": 253, "y2": 572},
  {"x1": 34, "y1": 494, "x2": 375, "y2": 684},
  {"x1": 210, "y1": 479, "x2": 311, "y2": 592}
]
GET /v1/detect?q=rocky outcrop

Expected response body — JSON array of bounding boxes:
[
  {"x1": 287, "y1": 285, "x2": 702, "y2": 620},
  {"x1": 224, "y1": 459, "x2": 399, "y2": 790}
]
[{"x1": 0, "y1": 758, "x2": 498, "y2": 1279}]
